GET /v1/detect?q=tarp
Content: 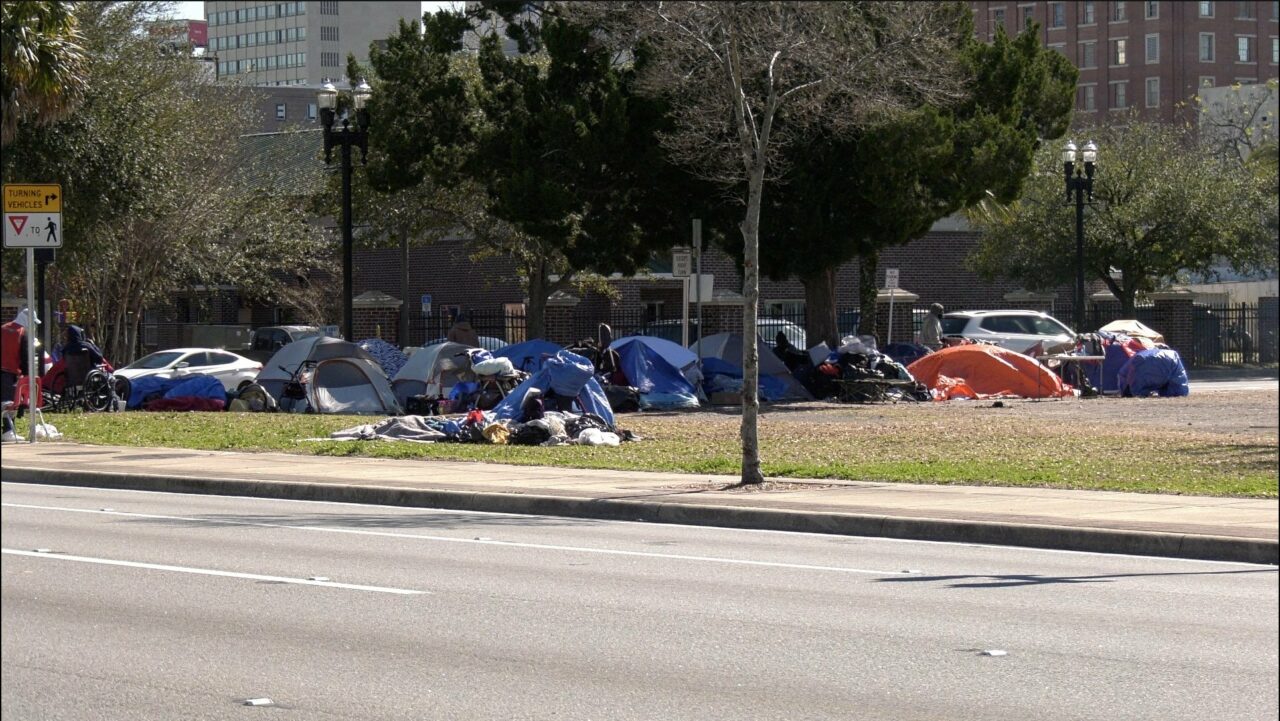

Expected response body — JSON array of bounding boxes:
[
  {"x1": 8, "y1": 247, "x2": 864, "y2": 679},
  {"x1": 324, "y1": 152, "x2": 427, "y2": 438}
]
[
  {"x1": 906, "y1": 344, "x2": 1073, "y2": 399},
  {"x1": 255, "y1": 337, "x2": 399, "y2": 414},
  {"x1": 127, "y1": 373, "x2": 226, "y2": 410},
  {"x1": 493, "y1": 339, "x2": 563, "y2": 373},
  {"x1": 1118, "y1": 348, "x2": 1190, "y2": 397},
  {"x1": 612, "y1": 338, "x2": 700, "y2": 409},
  {"x1": 1098, "y1": 319, "x2": 1164, "y2": 343},
  {"x1": 357, "y1": 338, "x2": 409, "y2": 378},
  {"x1": 882, "y1": 342, "x2": 932, "y2": 367},
  {"x1": 391, "y1": 341, "x2": 474, "y2": 406},
  {"x1": 492, "y1": 350, "x2": 616, "y2": 426},
  {"x1": 424, "y1": 336, "x2": 506, "y2": 352},
  {"x1": 690, "y1": 332, "x2": 812, "y2": 401}
]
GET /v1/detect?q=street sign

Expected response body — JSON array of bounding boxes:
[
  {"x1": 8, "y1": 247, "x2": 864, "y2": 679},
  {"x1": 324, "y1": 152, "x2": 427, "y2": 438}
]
[
  {"x1": 672, "y1": 249, "x2": 692, "y2": 278},
  {"x1": 885, "y1": 268, "x2": 899, "y2": 289},
  {"x1": 420, "y1": 293, "x2": 432, "y2": 316},
  {"x1": 4, "y1": 183, "x2": 63, "y2": 248}
]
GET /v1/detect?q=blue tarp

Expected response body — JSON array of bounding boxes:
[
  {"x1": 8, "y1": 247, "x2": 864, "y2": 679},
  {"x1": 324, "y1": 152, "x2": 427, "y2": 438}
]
[
  {"x1": 494, "y1": 339, "x2": 562, "y2": 373},
  {"x1": 1100, "y1": 341, "x2": 1134, "y2": 393},
  {"x1": 882, "y1": 342, "x2": 932, "y2": 367},
  {"x1": 127, "y1": 374, "x2": 227, "y2": 409},
  {"x1": 492, "y1": 350, "x2": 616, "y2": 426},
  {"x1": 1118, "y1": 348, "x2": 1190, "y2": 397},
  {"x1": 614, "y1": 338, "x2": 700, "y2": 409}
]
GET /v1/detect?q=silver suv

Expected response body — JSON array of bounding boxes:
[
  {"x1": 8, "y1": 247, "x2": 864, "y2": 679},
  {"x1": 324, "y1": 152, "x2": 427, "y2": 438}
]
[{"x1": 941, "y1": 310, "x2": 1077, "y2": 355}]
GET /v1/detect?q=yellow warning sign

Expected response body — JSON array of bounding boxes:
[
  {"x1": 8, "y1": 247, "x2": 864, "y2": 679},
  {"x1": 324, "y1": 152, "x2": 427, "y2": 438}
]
[{"x1": 3, "y1": 184, "x2": 62, "y2": 213}]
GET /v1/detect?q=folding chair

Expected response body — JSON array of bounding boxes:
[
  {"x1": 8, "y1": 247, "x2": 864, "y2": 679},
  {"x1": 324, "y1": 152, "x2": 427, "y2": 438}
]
[{"x1": 2, "y1": 375, "x2": 45, "y2": 439}]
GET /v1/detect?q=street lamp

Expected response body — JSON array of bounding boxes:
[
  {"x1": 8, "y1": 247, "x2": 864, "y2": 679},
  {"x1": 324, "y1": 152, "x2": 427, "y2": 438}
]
[
  {"x1": 318, "y1": 78, "x2": 372, "y2": 341},
  {"x1": 1063, "y1": 139, "x2": 1098, "y2": 333}
]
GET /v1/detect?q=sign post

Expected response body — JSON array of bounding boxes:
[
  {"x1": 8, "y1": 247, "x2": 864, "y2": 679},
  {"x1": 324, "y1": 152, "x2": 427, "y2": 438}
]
[
  {"x1": 672, "y1": 246, "x2": 692, "y2": 347},
  {"x1": 692, "y1": 219, "x2": 703, "y2": 351},
  {"x1": 4, "y1": 184, "x2": 63, "y2": 444},
  {"x1": 884, "y1": 268, "x2": 899, "y2": 345}
]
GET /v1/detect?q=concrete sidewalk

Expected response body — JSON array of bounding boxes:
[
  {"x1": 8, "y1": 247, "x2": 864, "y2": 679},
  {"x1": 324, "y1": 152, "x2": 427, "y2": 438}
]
[{"x1": 2, "y1": 442, "x2": 1276, "y2": 564}]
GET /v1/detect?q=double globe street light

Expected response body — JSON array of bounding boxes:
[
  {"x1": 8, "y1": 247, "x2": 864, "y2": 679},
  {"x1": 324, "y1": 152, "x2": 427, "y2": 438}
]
[
  {"x1": 1062, "y1": 139, "x2": 1098, "y2": 333},
  {"x1": 318, "y1": 79, "x2": 372, "y2": 342}
]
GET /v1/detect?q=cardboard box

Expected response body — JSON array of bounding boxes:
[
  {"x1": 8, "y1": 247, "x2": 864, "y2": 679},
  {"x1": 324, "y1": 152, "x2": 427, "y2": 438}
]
[{"x1": 709, "y1": 391, "x2": 742, "y2": 405}]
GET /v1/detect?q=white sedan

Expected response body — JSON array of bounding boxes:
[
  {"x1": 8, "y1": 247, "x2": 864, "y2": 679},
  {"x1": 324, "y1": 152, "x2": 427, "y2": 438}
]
[{"x1": 114, "y1": 348, "x2": 263, "y2": 391}]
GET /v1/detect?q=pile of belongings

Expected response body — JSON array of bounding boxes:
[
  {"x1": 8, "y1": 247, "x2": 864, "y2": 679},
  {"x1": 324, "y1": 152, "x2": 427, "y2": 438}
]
[
  {"x1": 562, "y1": 338, "x2": 641, "y2": 414},
  {"x1": 907, "y1": 344, "x2": 1074, "y2": 400},
  {"x1": 128, "y1": 374, "x2": 228, "y2": 411},
  {"x1": 810, "y1": 335, "x2": 929, "y2": 402},
  {"x1": 1087, "y1": 326, "x2": 1188, "y2": 397}
]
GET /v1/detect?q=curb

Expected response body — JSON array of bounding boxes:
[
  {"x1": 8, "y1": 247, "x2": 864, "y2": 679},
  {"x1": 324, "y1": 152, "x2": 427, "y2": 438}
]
[{"x1": 3, "y1": 466, "x2": 1276, "y2": 565}]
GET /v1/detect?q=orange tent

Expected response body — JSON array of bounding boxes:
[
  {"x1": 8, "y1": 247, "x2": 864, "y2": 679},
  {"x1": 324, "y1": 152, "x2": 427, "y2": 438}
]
[{"x1": 907, "y1": 344, "x2": 1074, "y2": 400}]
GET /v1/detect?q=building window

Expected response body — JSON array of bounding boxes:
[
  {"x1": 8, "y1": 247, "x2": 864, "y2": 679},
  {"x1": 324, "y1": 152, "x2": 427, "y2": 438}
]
[
  {"x1": 1110, "y1": 81, "x2": 1128, "y2": 109},
  {"x1": 307, "y1": 103, "x2": 317, "y2": 120},
  {"x1": 1146, "y1": 33, "x2": 1160, "y2": 62},
  {"x1": 1049, "y1": 2, "x2": 1065, "y2": 27},
  {"x1": 1238, "y1": 35, "x2": 1256, "y2": 62},
  {"x1": 1236, "y1": 76, "x2": 1258, "y2": 83},
  {"x1": 1273, "y1": 0, "x2": 1279, "y2": 18},
  {"x1": 1273, "y1": 37, "x2": 1278, "y2": 63},
  {"x1": 1020, "y1": 4, "x2": 1035, "y2": 31},
  {"x1": 1080, "y1": 40, "x2": 1097, "y2": 67},
  {"x1": 1048, "y1": 43, "x2": 1067, "y2": 57},
  {"x1": 1082, "y1": 1, "x2": 1096, "y2": 23},
  {"x1": 1200, "y1": 1, "x2": 1215, "y2": 16},
  {"x1": 321, "y1": 51, "x2": 340, "y2": 67},
  {"x1": 1145, "y1": 77, "x2": 1160, "y2": 106},
  {"x1": 992, "y1": 8, "x2": 1006, "y2": 33},
  {"x1": 1237, "y1": 1, "x2": 1256, "y2": 18},
  {"x1": 276, "y1": 104, "x2": 286, "y2": 120},
  {"x1": 1146, "y1": 1, "x2": 1159, "y2": 18},
  {"x1": 321, "y1": 26, "x2": 338, "y2": 42},
  {"x1": 319, "y1": 1, "x2": 339, "y2": 14},
  {"x1": 1112, "y1": 38, "x2": 1128, "y2": 65},
  {"x1": 1200, "y1": 75, "x2": 1216, "y2": 87},
  {"x1": 1200, "y1": 32, "x2": 1216, "y2": 61},
  {"x1": 1113, "y1": 1, "x2": 1127, "y2": 21},
  {"x1": 297, "y1": 26, "x2": 306, "y2": 40},
  {"x1": 1080, "y1": 84, "x2": 1097, "y2": 110}
]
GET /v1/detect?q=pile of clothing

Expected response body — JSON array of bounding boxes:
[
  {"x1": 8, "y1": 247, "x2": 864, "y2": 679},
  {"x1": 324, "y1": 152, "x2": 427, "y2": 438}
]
[
  {"x1": 810, "y1": 335, "x2": 929, "y2": 402},
  {"x1": 1087, "y1": 331, "x2": 1188, "y2": 397},
  {"x1": 329, "y1": 409, "x2": 630, "y2": 447}
]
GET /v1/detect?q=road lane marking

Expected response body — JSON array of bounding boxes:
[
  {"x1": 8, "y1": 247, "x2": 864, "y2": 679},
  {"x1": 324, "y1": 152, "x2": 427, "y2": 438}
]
[
  {"x1": 0, "y1": 548, "x2": 426, "y2": 595},
  {"x1": 2, "y1": 502, "x2": 907, "y2": 576}
]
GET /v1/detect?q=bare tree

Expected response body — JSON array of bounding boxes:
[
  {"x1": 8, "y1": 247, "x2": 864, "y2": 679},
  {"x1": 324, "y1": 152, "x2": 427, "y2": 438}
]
[{"x1": 578, "y1": 1, "x2": 967, "y2": 484}]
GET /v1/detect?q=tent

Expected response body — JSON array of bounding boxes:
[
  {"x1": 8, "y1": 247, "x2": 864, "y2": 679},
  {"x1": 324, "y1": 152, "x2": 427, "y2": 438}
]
[
  {"x1": 391, "y1": 341, "x2": 475, "y2": 406},
  {"x1": 424, "y1": 336, "x2": 506, "y2": 352},
  {"x1": 906, "y1": 344, "x2": 1073, "y2": 399},
  {"x1": 494, "y1": 339, "x2": 563, "y2": 373},
  {"x1": 1098, "y1": 319, "x2": 1164, "y2": 344},
  {"x1": 255, "y1": 336, "x2": 400, "y2": 414},
  {"x1": 609, "y1": 335, "x2": 698, "y2": 374},
  {"x1": 610, "y1": 337, "x2": 700, "y2": 409},
  {"x1": 1118, "y1": 348, "x2": 1189, "y2": 397},
  {"x1": 492, "y1": 349, "x2": 616, "y2": 426},
  {"x1": 690, "y1": 333, "x2": 812, "y2": 401}
]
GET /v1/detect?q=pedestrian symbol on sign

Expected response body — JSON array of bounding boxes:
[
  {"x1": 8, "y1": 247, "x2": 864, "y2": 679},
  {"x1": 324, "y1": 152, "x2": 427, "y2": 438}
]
[{"x1": 44, "y1": 217, "x2": 57, "y2": 244}]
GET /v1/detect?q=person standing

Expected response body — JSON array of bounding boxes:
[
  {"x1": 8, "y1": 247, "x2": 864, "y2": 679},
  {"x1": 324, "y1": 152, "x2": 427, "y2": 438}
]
[
  {"x1": 447, "y1": 312, "x2": 481, "y2": 348},
  {"x1": 921, "y1": 303, "x2": 945, "y2": 351},
  {"x1": 2, "y1": 308, "x2": 41, "y2": 441}
]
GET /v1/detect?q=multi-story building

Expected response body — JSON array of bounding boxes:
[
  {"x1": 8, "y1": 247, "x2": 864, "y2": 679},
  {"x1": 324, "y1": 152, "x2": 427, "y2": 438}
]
[
  {"x1": 969, "y1": 0, "x2": 1279, "y2": 122},
  {"x1": 205, "y1": 1, "x2": 421, "y2": 86}
]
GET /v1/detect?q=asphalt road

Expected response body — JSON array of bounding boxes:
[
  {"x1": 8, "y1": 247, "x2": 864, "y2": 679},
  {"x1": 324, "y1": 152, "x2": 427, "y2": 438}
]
[{"x1": 2, "y1": 482, "x2": 1276, "y2": 721}]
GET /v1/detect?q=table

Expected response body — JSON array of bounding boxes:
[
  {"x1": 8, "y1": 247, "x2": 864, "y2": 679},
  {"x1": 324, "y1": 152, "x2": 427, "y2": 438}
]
[{"x1": 832, "y1": 378, "x2": 916, "y2": 403}]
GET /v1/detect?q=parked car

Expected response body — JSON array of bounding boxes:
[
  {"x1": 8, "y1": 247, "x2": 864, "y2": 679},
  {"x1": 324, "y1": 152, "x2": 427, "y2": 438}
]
[
  {"x1": 642, "y1": 318, "x2": 806, "y2": 349},
  {"x1": 114, "y1": 348, "x2": 262, "y2": 391},
  {"x1": 245, "y1": 325, "x2": 326, "y2": 363},
  {"x1": 941, "y1": 310, "x2": 1077, "y2": 355}
]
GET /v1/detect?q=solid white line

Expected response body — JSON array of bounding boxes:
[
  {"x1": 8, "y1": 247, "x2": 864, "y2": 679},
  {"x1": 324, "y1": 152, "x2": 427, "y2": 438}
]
[
  {"x1": 1, "y1": 502, "x2": 906, "y2": 576},
  {"x1": 0, "y1": 548, "x2": 426, "y2": 595}
]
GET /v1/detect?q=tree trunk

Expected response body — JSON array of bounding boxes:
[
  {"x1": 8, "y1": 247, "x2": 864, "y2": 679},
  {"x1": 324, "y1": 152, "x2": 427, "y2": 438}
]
[
  {"x1": 857, "y1": 251, "x2": 878, "y2": 336},
  {"x1": 802, "y1": 266, "x2": 839, "y2": 350},
  {"x1": 398, "y1": 227, "x2": 409, "y2": 347},
  {"x1": 739, "y1": 164, "x2": 766, "y2": 486}
]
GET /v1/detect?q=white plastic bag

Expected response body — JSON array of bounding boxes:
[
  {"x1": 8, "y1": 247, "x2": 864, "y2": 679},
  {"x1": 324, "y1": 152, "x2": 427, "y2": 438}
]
[{"x1": 34, "y1": 423, "x2": 62, "y2": 440}]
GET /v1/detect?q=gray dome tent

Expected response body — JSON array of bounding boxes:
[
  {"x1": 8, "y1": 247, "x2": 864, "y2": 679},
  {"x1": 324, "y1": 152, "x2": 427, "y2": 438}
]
[{"x1": 254, "y1": 336, "x2": 400, "y2": 415}]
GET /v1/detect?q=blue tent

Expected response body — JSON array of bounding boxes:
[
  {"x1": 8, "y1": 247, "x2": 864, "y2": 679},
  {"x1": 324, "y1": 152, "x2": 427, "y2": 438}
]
[
  {"x1": 492, "y1": 349, "x2": 616, "y2": 426},
  {"x1": 1118, "y1": 348, "x2": 1190, "y2": 397},
  {"x1": 494, "y1": 339, "x2": 563, "y2": 373},
  {"x1": 613, "y1": 338, "x2": 699, "y2": 410}
]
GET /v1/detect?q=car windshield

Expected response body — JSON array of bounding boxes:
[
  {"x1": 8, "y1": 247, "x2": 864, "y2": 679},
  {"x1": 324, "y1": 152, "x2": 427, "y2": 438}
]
[
  {"x1": 123, "y1": 351, "x2": 183, "y2": 370},
  {"x1": 941, "y1": 318, "x2": 969, "y2": 335}
]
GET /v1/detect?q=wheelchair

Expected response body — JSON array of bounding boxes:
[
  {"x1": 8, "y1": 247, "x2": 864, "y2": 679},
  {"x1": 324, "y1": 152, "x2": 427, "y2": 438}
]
[{"x1": 44, "y1": 352, "x2": 127, "y2": 413}]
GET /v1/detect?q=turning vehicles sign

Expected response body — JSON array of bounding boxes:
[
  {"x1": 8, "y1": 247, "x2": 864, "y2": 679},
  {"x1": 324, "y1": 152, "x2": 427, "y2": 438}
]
[{"x1": 3, "y1": 183, "x2": 63, "y2": 248}]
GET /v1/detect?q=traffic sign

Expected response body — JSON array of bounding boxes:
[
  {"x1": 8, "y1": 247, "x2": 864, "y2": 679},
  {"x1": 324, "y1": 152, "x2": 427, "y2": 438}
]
[
  {"x1": 885, "y1": 268, "x2": 899, "y2": 289},
  {"x1": 672, "y1": 248, "x2": 692, "y2": 278},
  {"x1": 4, "y1": 183, "x2": 63, "y2": 248}
]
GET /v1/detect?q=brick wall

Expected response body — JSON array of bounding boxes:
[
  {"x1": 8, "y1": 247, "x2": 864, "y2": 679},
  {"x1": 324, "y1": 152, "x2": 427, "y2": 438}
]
[
  {"x1": 1150, "y1": 291, "x2": 1196, "y2": 356},
  {"x1": 352, "y1": 307, "x2": 401, "y2": 343}
]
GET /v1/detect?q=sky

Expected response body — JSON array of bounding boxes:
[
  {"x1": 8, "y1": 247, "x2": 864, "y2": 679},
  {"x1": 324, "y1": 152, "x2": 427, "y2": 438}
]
[{"x1": 168, "y1": 1, "x2": 463, "y2": 21}]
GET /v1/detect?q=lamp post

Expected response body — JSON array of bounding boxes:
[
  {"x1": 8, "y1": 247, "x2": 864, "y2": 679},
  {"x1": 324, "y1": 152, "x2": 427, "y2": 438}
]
[
  {"x1": 318, "y1": 79, "x2": 372, "y2": 341},
  {"x1": 1062, "y1": 139, "x2": 1098, "y2": 333}
]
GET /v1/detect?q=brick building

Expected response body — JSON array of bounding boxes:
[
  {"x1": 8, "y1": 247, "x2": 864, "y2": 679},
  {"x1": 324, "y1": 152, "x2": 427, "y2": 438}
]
[{"x1": 969, "y1": 0, "x2": 1279, "y2": 122}]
